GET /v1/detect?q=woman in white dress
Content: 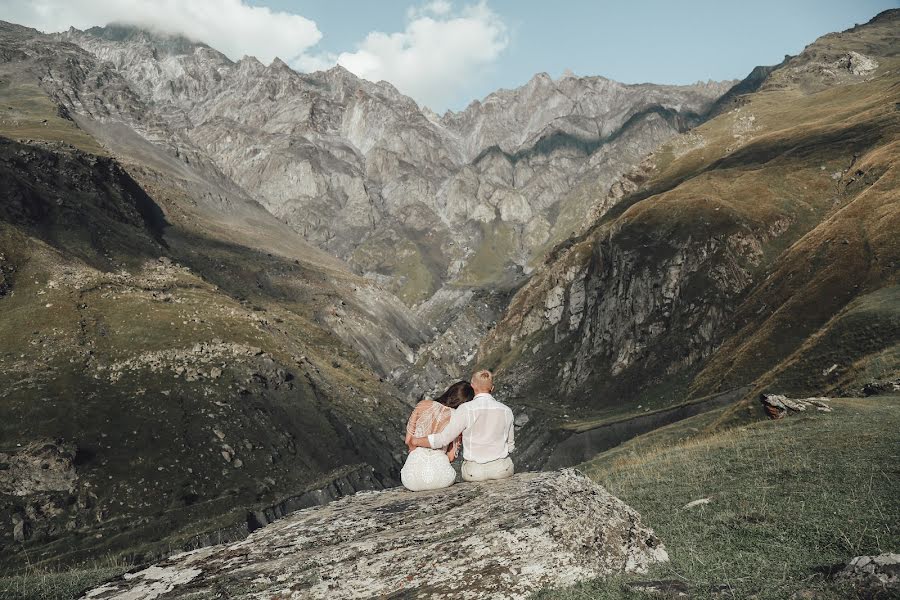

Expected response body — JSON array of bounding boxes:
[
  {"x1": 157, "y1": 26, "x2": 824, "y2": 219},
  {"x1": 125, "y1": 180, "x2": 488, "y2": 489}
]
[{"x1": 401, "y1": 381, "x2": 474, "y2": 491}]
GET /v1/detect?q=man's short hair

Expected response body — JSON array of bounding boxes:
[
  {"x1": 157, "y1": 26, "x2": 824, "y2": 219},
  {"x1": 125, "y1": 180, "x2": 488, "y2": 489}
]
[{"x1": 472, "y1": 369, "x2": 493, "y2": 389}]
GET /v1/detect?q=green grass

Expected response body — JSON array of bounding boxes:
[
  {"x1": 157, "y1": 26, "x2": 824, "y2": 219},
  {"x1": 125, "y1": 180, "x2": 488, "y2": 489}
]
[
  {"x1": 457, "y1": 221, "x2": 518, "y2": 286},
  {"x1": 349, "y1": 231, "x2": 439, "y2": 306},
  {"x1": 766, "y1": 285, "x2": 900, "y2": 396},
  {"x1": 0, "y1": 557, "x2": 130, "y2": 600},
  {"x1": 536, "y1": 396, "x2": 900, "y2": 599},
  {"x1": 0, "y1": 75, "x2": 107, "y2": 155}
]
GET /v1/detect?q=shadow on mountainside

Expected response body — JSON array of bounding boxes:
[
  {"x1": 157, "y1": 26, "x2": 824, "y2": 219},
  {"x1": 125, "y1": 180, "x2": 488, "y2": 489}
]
[{"x1": 0, "y1": 136, "x2": 168, "y2": 268}]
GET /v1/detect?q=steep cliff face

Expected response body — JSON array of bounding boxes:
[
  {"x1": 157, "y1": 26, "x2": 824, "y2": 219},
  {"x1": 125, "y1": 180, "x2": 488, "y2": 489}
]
[{"x1": 478, "y1": 9, "x2": 900, "y2": 461}]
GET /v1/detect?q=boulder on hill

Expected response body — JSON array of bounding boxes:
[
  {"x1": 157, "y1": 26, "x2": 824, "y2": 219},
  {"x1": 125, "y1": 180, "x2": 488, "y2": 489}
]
[
  {"x1": 80, "y1": 469, "x2": 667, "y2": 600},
  {"x1": 760, "y1": 394, "x2": 833, "y2": 419},
  {"x1": 837, "y1": 553, "x2": 900, "y2": 597}
]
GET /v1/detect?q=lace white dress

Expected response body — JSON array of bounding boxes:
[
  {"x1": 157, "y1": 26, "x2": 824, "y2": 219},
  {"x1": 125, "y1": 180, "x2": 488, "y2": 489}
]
[{"x1": 401, "y1": 400, "x2": 458, "y2": 491}]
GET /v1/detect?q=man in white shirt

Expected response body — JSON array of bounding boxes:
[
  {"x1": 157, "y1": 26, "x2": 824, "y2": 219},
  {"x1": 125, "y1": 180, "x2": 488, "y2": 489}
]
[{"x1": 410, "y1": 369, "x2": 515, "y2": 482}]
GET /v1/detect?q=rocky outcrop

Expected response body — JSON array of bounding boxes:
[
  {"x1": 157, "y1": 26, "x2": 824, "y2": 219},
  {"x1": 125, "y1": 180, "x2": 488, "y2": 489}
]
[
  {"x1": 759, "y1": 394, "x2": 832, "y2": 419},
  {"x1": 479, "y1": 208, "x2": 785, "y2": 409},
  {"x1": 0, "y1": 440, "x2": 76, "y2": 497},
  {"x1": 836, "y1": 553, "x2": 900, "y2": 597},
  {"x1": 81, "y1": 470, "x2": 667, "y2": 600},
  {"x1": 0, "y1": 440, "x2": 83, "y2": 545},
  {"x1": 767, "y1": 50, "x2": 879, "y2": 93},
  {"x1": 862, "y1": 379, "x2": 900, "y2": 397}
]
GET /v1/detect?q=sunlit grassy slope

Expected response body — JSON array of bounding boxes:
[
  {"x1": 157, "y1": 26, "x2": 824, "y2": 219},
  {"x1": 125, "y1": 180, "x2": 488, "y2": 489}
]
[
  {"x1": 0, "y1": 74, "x2": 107, "y2": 156},
  {"x1": 536, "y1": 396, "x2": 900, "y2": 600}
]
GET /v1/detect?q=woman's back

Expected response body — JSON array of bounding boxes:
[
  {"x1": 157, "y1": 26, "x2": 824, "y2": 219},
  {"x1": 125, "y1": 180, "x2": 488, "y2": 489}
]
[
  {"x1": 402, "y1": 399, "x2": 457, "y2": 491},
  {"x1": 406, "y1": 399, "x2": 453, "y2": 443},
  {"x1": 401, "y1": 382, "x2": 473, "y2": 492}
]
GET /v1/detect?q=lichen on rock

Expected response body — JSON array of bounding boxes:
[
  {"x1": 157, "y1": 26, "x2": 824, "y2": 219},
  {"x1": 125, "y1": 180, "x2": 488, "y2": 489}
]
[{"x1": 81, "y1": 469, "x2": 667, "y2": 599}]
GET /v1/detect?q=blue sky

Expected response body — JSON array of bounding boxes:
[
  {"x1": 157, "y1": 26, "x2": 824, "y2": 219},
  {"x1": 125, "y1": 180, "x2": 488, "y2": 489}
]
[
  {"x1": 5, "y1": 0, "x2": 896, "y2": 112},
  {"x1": 251, "y1": 0, "x2": 897, "y2": 110}
]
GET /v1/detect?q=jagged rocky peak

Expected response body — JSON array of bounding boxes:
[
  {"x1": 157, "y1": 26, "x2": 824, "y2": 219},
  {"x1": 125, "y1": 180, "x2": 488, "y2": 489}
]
[
  {"x1": 60, "y1": 23, "x2": 231, "y2": 75},
  {"x1": 0, "y1": 20, "x2": 41, "y2": 36},
  {"x1": 78, "y1": 23, "x2": 211, "y2": 56},
  {"x1": 440, "y1": 69, "x2": 735, "y2": 161},
  {"x1": 51, "y1": 25, "x2": 732, "y2": 304},
  {"x1": 268, "y1": 56, "x2": 290, "y2": 69}
]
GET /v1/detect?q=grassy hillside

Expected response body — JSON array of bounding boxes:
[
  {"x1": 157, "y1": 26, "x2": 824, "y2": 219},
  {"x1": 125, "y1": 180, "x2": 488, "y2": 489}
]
[
  {"x1": 0, "y1": 136, "x2": 414, "y2": 571},
  {"x1": 536, "y1": 395, "x2": 900, "y2": 599},
  {"x1": 477, "y1": 9, "x2": 900, "y2": 460}
]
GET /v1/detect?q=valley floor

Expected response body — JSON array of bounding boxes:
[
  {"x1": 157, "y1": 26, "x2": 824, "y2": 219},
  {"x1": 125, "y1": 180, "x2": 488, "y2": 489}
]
[{"x1": 536, "y1": 395, "x2": 900, "y2": 600}]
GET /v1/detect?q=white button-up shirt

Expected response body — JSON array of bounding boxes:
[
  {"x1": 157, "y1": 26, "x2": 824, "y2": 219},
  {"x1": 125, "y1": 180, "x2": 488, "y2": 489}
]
[{"x1": 427, "y1": 393, "x2": 515, "y2": 463}]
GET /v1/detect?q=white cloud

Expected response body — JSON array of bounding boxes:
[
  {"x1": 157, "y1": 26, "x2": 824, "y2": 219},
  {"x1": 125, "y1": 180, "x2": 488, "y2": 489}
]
[
  {"x1": 407, "y1": 0, "x2": 453, "y2": 19},
  {"x1": 2, "y1": 0, "x2": 509, "y2": 111},
  {"x1": 3, "y1": 0, "x2": 322, "y2": 65},
  {"x1": 337, "y1": 1, "x2": 508, "y2": 112}
]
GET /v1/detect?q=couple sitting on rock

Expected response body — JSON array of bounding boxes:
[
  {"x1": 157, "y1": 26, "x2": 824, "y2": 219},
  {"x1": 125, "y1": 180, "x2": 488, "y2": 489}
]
[{"x1": 401, "y1": 369, "x2": 515, "y2": 491}]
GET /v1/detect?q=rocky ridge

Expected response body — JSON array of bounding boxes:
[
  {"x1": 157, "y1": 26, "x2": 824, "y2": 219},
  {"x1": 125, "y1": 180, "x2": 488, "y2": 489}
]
[{"x1": 837, "y1": 553, "x2": 900, "y2": 596}]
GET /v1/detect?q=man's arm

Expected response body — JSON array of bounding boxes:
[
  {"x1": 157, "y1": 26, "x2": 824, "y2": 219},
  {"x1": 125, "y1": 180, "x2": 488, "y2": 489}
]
[
  {"x1": 409, "y1": 435, "x2": 431, "y2": 448},
  {"x1": 411, "y1": 405, "x2": 468, "y2": 450},
  {"x1": 506, "y1": 410, "x2": 515, "y2": 454}
]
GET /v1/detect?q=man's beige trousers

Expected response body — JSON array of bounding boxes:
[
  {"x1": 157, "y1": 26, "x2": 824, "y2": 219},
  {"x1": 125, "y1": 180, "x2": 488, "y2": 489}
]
[{"x1": 461, "y1": 456, "x2": 514, "y2": 482}]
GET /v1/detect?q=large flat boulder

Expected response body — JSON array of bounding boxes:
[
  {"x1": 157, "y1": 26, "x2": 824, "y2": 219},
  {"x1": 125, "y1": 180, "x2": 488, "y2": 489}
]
[{"x1": 82, "y1": 469, "x2": 667, "y2": 599}]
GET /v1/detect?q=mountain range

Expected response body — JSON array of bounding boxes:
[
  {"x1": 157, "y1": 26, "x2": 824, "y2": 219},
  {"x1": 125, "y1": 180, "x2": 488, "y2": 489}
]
[{"x1": 0, "y1": 8, "x2": 897, "y2": 573}]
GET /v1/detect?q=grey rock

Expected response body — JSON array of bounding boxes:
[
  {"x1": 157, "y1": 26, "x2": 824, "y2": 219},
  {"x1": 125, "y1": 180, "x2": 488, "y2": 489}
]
[
  {"x1": 837, "y1": 553, "x2": 900, "y2": 591},
  {"x1": 624, "y1": 580, "x2": 690, "y2": 597},
  {"x1": 11, "y1": 513, "x2": 26, "y2": 543},
  {"x1": 80, "y1": 470, "x2": 667, "y2": 599},
  {"x1": 862, "y1": 379, "x2": 900, "y2": 396},
  {"x1": 0, "y1": 440, "x2": 77, "y2": 496},
  {"x1": 760, "y1": 394, "x2": 832, "y2": 419},
  {"x1": 514, "y1": 411, "x2": 531, "y2": 428},
  {"x1": 682, "y1": 497, "x2": 712, "y2": 510}
]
